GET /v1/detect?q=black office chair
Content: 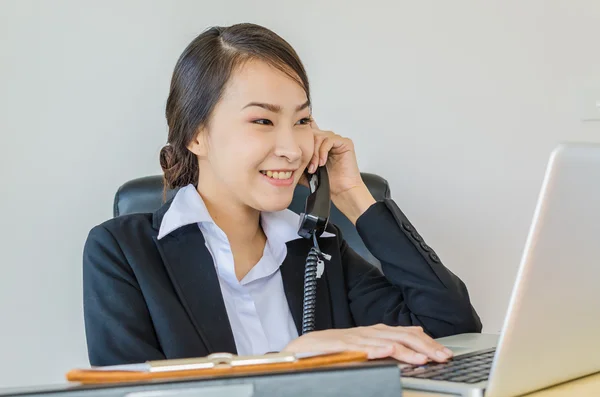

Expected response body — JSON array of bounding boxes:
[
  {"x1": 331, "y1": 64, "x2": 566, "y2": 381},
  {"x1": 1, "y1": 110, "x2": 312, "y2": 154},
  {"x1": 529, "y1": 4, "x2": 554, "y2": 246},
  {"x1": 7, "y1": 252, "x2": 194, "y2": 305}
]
[{"x1": 113, "y1": 173, "x2": 391, "y2": 268}]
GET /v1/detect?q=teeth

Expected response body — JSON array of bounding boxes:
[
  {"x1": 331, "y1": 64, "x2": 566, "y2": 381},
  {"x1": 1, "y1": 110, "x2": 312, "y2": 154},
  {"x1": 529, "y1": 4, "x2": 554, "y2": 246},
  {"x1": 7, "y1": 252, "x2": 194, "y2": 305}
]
[{"x1": 261, "y1": 171, "x2": 293, "y2": 179}]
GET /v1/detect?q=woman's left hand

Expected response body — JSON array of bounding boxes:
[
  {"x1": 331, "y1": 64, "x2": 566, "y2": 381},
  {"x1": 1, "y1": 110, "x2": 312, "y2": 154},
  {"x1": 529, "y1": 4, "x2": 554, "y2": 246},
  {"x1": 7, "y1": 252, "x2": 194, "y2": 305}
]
[
  {"x1": 304, "y1": 121, "x2": 377, "y2": 224},
  {"x1": 307, "y1": 121, "x2": 363, "y2": 197}
]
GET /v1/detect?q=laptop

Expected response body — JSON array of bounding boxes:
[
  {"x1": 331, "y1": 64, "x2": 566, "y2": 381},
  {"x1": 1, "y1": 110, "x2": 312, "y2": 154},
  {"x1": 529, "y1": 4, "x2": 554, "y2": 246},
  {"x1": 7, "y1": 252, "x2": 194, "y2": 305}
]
[{"x1": 400, "y1": 142, "x2": 600, "y2": 397}]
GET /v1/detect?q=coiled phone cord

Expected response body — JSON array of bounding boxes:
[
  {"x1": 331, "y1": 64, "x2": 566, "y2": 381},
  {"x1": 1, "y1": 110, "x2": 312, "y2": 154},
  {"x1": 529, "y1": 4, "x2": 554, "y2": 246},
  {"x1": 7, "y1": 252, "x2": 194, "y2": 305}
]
[{"x1": 301, "y1": 232, "x2": 325, "y2": 335}]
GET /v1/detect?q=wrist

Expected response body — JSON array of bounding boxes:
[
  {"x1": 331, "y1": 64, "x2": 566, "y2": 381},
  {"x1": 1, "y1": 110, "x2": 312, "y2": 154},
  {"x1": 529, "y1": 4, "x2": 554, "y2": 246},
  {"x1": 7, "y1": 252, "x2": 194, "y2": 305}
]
[
  {"x1": 332, "y1": 184, "x2": 377, "y2": 225},
  {"x1": 281, "y1": 334, "x2": 308, "y2": 354}
]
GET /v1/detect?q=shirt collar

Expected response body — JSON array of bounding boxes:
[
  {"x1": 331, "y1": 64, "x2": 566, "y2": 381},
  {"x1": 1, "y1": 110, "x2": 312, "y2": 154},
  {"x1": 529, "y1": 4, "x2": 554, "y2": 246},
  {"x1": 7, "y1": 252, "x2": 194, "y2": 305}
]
[
  {"x1": 157, "y1": 184, "x2": 213, "y2": 239},
  {"x1": 157, "y1": 184, "x2": 335, "y2": 242}
]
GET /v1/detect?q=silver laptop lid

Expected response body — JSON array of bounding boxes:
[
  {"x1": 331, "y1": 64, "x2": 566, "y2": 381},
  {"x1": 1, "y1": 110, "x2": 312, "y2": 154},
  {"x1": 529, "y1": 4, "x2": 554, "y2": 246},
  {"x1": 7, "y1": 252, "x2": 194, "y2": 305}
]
[{"x1": 486, "y1": 142, "x2": 600, "y2": 397}]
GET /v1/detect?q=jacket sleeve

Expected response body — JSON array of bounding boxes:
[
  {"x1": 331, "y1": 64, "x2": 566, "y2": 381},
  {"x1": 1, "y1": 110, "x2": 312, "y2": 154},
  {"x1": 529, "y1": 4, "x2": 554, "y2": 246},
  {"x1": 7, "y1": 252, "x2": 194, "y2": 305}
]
[
  {"x1": 83, "y1": 224, "x2": 165, "y2": 366},
  {"x1": 341, "y1": 199, "x2": 482, "y2": 338}
]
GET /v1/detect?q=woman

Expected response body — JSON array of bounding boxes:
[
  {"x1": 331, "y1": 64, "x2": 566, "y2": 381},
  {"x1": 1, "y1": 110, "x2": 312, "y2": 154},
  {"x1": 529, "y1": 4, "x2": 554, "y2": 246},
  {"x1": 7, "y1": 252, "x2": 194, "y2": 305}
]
[{"x1": 83, "y1": 23, "x2": 481, "y2": 367}]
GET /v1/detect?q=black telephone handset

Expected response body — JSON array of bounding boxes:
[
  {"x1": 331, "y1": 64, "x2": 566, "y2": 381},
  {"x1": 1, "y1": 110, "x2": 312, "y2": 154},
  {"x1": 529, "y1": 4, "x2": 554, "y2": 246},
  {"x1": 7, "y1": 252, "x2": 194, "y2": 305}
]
[
  {"x1": 297, "y1": 166, "x2": 331, "y2": 335},
  {"x1": 297, "y1": 166, "x2": 331, "y2": 240}
]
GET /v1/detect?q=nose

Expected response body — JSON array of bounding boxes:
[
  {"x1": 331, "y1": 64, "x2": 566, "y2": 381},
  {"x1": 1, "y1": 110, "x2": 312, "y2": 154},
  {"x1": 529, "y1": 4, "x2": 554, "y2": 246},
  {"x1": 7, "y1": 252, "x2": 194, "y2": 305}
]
[{"x1": 273, "y1": 126, "x2": 303, "y2": 163}]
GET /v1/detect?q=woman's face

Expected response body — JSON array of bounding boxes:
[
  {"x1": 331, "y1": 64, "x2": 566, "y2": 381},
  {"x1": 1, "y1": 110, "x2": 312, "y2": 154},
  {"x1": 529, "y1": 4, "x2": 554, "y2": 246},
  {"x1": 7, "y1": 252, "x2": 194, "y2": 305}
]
[{"x1": 189, "y1": 59, "x2": 314, "y2": 212}]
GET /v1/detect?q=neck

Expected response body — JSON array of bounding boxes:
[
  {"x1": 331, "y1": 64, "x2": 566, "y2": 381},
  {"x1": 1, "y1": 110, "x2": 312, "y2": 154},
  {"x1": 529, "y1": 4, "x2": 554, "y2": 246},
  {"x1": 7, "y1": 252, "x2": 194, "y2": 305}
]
[{"x1": 196, "y1": 175, "x2": 262, "y2": 246}]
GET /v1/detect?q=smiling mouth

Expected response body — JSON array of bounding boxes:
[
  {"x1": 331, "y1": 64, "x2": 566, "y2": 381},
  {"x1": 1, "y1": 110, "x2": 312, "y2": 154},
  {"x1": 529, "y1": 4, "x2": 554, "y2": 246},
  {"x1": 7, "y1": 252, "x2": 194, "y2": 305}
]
[{"x1": 260, "y1": 170, "x2": 294, "y2": 180}]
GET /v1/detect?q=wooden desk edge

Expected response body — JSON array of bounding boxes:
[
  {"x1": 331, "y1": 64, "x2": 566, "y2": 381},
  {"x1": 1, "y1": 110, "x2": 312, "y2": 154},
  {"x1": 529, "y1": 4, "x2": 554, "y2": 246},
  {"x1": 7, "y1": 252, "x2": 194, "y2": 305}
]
[{"x1": 403, "y1": 371, "x2": 600, "y2": 397}]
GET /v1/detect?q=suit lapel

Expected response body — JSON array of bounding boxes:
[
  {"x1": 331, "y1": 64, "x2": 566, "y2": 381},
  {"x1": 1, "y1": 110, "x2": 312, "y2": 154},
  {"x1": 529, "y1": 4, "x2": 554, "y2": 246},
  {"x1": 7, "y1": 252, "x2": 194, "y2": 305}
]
[
  {"x1": 153, "y1": 224, "x2": 237, "y2": 354},
  {"x1": 280, "y1": 238, "x2": 334, "y2": 335}
]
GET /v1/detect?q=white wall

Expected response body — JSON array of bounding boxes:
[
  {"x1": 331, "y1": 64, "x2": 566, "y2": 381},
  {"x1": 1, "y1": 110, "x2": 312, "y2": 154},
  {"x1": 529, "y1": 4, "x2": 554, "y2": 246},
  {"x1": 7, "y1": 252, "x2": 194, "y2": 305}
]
[{"x1": 0, "y1": 0, "x2": 599, "y2": 389}]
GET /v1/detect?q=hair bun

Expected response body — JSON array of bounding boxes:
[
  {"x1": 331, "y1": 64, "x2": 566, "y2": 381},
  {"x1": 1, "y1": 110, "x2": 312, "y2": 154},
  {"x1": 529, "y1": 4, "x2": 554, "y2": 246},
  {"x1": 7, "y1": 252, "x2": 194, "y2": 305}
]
[
  {"x1": 159, "y1": 144, "x2": 198, "y2": 193},
  {"x1": 159, "y1": 144, "x2": 175, "y2": 171},
  {"x1": 159, "y1": 144, "x2": 179, "y2": 190}
]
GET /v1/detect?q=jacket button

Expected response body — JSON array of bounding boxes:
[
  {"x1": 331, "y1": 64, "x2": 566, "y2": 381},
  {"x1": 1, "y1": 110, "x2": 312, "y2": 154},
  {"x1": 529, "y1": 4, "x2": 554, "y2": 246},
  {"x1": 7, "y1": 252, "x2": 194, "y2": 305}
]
[
  {"x1": 412, "y1": 233, "x2": 424, "y2": 243},
  {"x1": 420, "y1": 241, "x2": 431, "y2": 252},
  {"x1": 429, "y1": 253, "x2": 440, "y2": 263},
  {"x1": 402, "y1": 223, "x2": 413, "y2": 232}
]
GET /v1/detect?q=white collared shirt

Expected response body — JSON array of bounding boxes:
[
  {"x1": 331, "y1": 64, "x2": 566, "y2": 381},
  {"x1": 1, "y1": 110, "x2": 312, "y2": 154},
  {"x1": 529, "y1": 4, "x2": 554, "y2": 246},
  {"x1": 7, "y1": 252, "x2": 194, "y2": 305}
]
[{"x1": 157, "y1": 184, "x2": 334, "y2": 355}]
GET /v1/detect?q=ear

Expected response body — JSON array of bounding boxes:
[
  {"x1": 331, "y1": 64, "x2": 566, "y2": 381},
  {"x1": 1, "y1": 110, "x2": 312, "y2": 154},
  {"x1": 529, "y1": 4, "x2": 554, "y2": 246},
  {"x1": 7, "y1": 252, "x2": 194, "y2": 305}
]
[{"x1": 186, "y1": 127, "x2": 208, "y2": 158}]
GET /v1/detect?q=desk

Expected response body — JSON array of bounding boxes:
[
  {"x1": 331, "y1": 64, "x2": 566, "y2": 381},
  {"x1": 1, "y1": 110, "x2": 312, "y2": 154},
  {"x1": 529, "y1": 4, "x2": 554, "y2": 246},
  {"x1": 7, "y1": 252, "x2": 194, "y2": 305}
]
[{"x1": 404, "y1": 371, "x2": 600, "y2": 397}]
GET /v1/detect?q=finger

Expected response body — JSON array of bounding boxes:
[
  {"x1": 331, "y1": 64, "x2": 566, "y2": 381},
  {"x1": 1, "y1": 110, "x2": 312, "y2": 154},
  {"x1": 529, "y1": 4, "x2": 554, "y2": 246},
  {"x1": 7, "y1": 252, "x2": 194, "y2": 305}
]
[
  {"x1": 352, "y1": 336, "x2": 398, "y2": 349},
  {"x1": 318, "y1": 136, "x2": 337, "y2": 167},
  {"x1": 343, "y1": 343, "x2": 394, "y2": 360},
  {"x1": 373, "y1": 324, "x2": 443, "y2": 349},
  {"x1": 365, "y1": 326, "x2": 451, "y2": 362},
  {"x1": 390, "y1": 343, "x2": 429, "y2": 365},
  {"x1": 309, "y1": 134, "x2": 326, "y2": 173},
  {"x1": 401, "y1": 333, "x2": 452, "y2": 363}
]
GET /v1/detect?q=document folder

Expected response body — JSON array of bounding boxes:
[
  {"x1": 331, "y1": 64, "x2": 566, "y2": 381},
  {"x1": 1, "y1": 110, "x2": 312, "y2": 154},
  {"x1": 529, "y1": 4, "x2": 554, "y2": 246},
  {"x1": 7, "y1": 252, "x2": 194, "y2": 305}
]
[{"x1": 66, "y1": 351, "x2": 368, "y2": 384}]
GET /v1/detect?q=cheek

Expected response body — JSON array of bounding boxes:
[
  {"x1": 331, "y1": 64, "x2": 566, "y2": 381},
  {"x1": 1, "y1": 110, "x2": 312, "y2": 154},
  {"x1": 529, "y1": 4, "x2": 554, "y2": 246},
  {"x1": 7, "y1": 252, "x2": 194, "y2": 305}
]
[
  {"x1": 300, "y1": 136, "x2": 315, "y2": 168},
  {"x1": 212, "y1": 131, "x2": 270, "y2": 174},
  {"x1": 300, "y1": 131, "x2": 315, "y2": 164}
]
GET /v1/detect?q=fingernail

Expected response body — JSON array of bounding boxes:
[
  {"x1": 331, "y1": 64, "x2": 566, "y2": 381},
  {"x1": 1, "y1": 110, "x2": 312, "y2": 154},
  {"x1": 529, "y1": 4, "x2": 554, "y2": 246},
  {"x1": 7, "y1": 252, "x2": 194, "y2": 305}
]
[
  {"x1": 320, "y1": 157, "x2": 326, "y2": 166},
  {"x1": 443, "y1": 348, "x2": 453, "y2": 357},
  {"x1": 308, "y1": 164, "x2": 315, "y2": 173},
  {"x1": 436, "y1": 350, "x2": 450, "y2": 360}
]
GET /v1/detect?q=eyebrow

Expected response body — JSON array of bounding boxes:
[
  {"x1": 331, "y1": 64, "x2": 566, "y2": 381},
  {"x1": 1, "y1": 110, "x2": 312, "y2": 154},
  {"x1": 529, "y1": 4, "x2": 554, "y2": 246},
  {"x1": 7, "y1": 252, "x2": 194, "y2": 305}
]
[{"x1": 242, "y1": 100, "x2": 310, "y2": 113}]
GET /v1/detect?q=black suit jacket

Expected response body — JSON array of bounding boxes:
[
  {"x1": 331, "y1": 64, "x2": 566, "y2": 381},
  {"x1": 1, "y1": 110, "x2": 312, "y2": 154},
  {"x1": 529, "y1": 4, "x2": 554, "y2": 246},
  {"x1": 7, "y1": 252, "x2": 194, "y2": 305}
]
[{"x1": 83, "y1": 198, "x2": 482, "y2": 366}]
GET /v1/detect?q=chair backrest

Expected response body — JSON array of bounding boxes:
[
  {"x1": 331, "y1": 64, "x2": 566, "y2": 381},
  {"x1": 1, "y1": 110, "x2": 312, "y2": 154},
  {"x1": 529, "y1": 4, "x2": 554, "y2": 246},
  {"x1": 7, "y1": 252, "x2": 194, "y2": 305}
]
[{"x1": 113, "y1": 173, "x2": 391, "y2": 267}]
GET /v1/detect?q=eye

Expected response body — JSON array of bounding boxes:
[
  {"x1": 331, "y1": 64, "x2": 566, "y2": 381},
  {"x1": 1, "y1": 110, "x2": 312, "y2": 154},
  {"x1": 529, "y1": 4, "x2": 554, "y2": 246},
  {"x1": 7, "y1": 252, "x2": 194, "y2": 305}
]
[
  {"x1": 296, "y1": 117, "x2": 312, "y2": 126},
  {"x1": 252, "y1": 119, "x2": 273, "y2": 126}
]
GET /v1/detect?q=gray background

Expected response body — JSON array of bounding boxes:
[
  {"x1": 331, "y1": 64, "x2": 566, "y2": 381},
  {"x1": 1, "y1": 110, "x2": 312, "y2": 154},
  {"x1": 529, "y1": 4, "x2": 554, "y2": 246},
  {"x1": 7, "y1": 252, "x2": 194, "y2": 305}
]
[{"x1": 0, "y1": 0, "x2": 598, "y2": 389}]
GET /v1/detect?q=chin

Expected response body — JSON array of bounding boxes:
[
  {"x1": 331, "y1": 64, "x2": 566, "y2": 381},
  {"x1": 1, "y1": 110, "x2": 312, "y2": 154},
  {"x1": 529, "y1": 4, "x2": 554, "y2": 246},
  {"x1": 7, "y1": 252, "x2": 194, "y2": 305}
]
[{"x1": 255, "y1": 193, "x2": 294, "y2": 212}]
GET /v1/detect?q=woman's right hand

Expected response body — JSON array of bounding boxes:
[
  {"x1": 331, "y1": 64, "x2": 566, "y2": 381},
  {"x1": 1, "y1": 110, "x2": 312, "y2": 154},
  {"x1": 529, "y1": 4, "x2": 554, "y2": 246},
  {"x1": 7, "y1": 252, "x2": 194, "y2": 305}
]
[{"x1": 282, "y1": 324, "x2": 454, "y2": 365}]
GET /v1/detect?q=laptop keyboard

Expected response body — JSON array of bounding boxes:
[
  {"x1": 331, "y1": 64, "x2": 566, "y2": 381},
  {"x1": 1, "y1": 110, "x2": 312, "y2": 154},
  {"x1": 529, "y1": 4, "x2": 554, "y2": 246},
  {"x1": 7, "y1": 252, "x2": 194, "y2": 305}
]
[{"x1": 402, "y1": 348, "x2": 496, "y2": 384}]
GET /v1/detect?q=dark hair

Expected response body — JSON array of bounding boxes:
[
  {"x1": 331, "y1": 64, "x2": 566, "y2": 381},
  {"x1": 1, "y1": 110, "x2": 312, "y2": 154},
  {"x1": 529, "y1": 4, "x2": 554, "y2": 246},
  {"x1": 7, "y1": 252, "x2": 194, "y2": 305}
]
[{"x1": 160, "y1": 23, "x2": 310, "y2": 194}]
